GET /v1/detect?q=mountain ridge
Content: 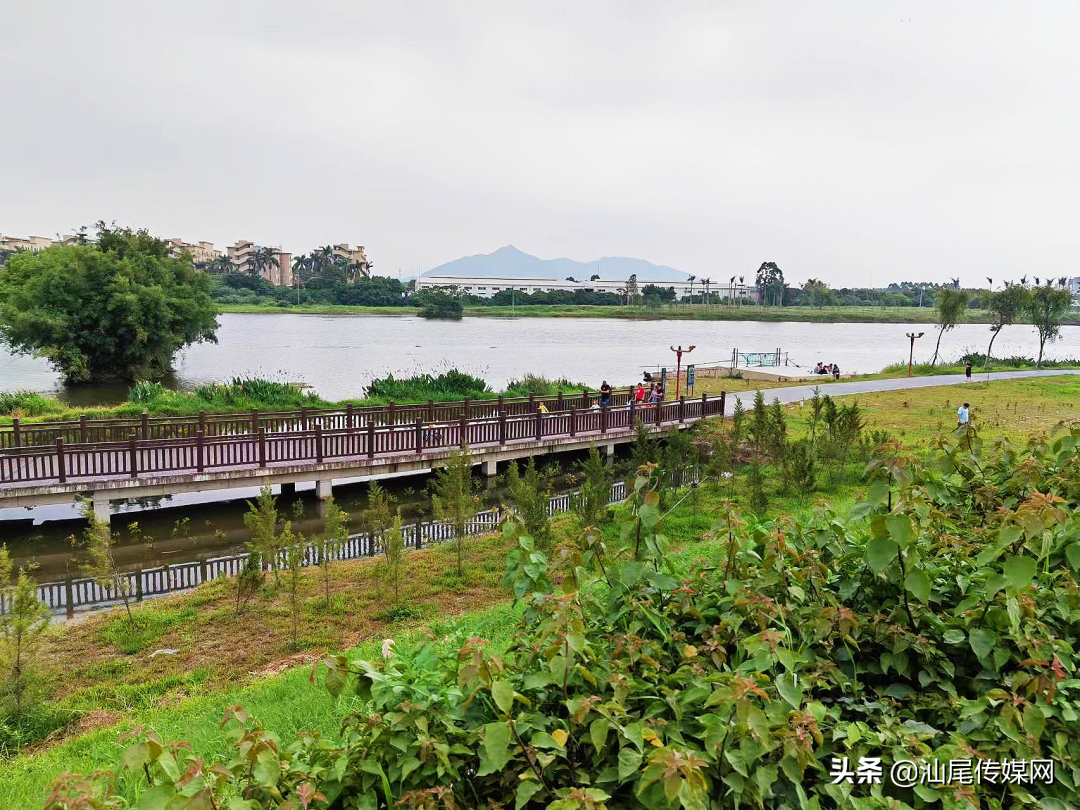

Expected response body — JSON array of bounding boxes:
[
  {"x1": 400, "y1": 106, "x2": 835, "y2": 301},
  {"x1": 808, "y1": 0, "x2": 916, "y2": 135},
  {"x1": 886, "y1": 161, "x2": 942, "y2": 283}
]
[{"x1": 423, "y1": 245, "x2": 691, "y2": 283}]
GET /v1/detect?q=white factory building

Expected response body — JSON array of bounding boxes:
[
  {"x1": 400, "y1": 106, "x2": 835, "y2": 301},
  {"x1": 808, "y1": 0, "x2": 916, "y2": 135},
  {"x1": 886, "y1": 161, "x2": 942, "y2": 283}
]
[{"x1": 415, "y1": 275, "x2": 759, "y2": 301}]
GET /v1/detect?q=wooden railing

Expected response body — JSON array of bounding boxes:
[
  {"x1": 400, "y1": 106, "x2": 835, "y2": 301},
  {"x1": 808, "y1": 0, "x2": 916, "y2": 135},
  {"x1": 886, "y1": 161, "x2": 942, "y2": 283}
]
[
  {"x1": 0, "y1": 393, "x2": 726, "y2": 487},
  {"x1": 0, "y1": 389, "x2": 638, "y2": 450},
  {"x1": 2, "y1": 477, "x2": 672, "y2": 617}
]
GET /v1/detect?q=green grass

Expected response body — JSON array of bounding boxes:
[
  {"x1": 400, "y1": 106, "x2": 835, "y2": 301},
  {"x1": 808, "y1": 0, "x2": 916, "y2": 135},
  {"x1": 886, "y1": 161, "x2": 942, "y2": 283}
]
[{"x1": 97, "y1": 605, "x2": 199, "y2": 655}]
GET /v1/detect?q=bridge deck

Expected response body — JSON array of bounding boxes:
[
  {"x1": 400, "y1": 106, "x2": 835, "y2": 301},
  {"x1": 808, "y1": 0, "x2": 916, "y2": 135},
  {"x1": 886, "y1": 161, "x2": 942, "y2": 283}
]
[{"x1": 0, "y1": 394, "x2": 726, "y2": 509}]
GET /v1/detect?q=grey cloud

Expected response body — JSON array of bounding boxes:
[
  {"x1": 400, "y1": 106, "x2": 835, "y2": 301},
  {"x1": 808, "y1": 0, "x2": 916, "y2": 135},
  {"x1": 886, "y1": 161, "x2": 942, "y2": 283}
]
[{"x1": 2, "y1": 1, "x2": 1077, "y2": 287}]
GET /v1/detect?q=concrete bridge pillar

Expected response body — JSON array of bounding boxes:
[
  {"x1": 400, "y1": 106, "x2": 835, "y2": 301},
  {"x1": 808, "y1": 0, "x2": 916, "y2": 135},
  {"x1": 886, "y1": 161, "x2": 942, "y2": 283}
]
[
  {"x1": 90, "y1": 496, "x2": 111, "y2": 526},
  {"x1": 483, "y1": 460, "x2": 498, "y2": 478},
  {"x1": 603, "y1": 443, "x2": 616, "y2": 466},
  {"x1": 315, "y1": 479, "x2": 333, "y2": 500}
]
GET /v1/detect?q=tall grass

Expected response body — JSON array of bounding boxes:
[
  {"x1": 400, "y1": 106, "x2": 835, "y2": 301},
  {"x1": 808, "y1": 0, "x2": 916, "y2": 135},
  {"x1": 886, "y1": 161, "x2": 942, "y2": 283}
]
[
  {"x1": 0, "y1": 391, "x2": 68, "y2": 417},
  {"x1": 363, "y1": 370, "x2": 492, "y2": 402}
]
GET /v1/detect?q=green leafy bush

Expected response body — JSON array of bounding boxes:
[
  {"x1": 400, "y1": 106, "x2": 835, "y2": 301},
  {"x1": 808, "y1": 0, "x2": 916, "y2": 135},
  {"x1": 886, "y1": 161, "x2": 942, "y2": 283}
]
[
  {"x1": 43, "y1": 425, "x2": 1080, "y2": 808},
  {"x1": 126, "y1": 380, "x2": 167, "y2": 404}
]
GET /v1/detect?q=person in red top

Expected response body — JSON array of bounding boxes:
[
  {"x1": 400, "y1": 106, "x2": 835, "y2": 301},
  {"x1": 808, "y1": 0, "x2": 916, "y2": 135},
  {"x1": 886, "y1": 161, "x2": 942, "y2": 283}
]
[{"x1": 634, "y1": 384, "x2": 646, "y2": 402}]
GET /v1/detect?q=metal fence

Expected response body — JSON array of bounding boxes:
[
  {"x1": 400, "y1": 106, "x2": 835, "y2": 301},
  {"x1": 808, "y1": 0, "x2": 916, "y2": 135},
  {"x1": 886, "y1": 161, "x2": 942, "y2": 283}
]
[{"x1": 2, "y1": 478, "x2": 652, "y2": 617}]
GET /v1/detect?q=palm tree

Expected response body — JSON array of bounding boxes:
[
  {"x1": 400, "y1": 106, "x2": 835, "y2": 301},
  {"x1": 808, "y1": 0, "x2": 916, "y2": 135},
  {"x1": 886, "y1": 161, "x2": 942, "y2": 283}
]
[
  {"x1": 687, "y1": 275, "x2": 696, "y2": 304},
  {"x1": 347, "y1": 260, "x2": 369, "y2": 283},
  {"x1": 312, "y1": 245, "x2": 335, "y2": 277},
  {"x1": 250, "y1": 246, "x2": 280, "y2": 280},
  {"x1": 728, "y1": 275, "x2": 736, "y2": 306},
  {"x1": 738, "y1": 276, "x2": 745, "y2": 307},
  {"x1": 701, "y1": 277, "x2": 711, "y2": 306},
  {"x1": 207, "y1": 255, "x2": 235, "y2": 275}
]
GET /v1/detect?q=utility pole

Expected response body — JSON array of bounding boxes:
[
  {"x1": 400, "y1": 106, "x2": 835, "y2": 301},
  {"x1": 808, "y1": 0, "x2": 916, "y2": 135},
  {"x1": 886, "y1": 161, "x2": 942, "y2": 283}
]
[
  {"x1": 906, "y1": 332, "x2": 925, "y2": 376},
  {"x1": 670, "y1": 344, "x2": 696, "y2": 400}
]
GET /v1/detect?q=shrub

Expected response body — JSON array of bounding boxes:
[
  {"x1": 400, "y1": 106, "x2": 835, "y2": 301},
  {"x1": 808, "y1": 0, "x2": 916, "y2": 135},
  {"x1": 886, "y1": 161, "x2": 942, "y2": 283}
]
[
  {"x1": 364, "y1": 370, "x2": 491, "y2": 402},
  {"x1": 42, "y1": 425, "x2": 1080, "y2": 808}
]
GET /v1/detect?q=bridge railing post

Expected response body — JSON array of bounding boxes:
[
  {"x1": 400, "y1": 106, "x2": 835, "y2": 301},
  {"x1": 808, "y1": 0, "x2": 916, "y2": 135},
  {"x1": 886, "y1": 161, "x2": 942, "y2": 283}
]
[
  {"x1": 557, "y1": 391, "x2": 564, "y2": 410},
  {"x1": 129, "y1": 433, "x2": 138, "y2": 478},
  {"x1": 252, "y1": 408, "x2": 259, "y2": 435},
  {"x1": 582, "y1": 389, "x2": 590, "y2": 408},
  {"x1": 720, "y1": 391, "x2": 726, "y2": 418},
  {"x1": 655, "y1": 398, "x2": 662, "y2": 426},
  {"x1": 499, "y1": 411, "x2": 507, "y2": 445},
  {"x1": 535, "y1": 409, "x2": 543, "y2": 441},
  {"x1": 629, "y1": 400, "x2": 636, "y2": 427},
  {"x1": 11, "y1": 417, "x2": 20, "y2": 448},
  {"x1": 367, "y1": 421, "x2": 375, "y2": 458},
  {"x1": 497, "y1": 395, "x2": 504, "y2": 414},
  {"x1": 463, "y1": 398, "x2": 470, "y2": 420},
  {"x1": 569, "y1": 408, "x2": 577, "y2": 437},
  {"x1": 388, "y1": 401, "x2": 396, "y2": 426},
  {"x1": 141, "y1": 410, "x2": 149, "y2": 439},
  {"x1": 679, "y1": 396, "x2": 685, "y2": 423},
  {"x1": 346, "y1": 403, "x2": 354, "y2": 429},
  {"x1": 55, "y1": 437, "x2": 66, "y2": 483},
  {"x1": 428, "y1": 399, "x2": 435, "y2": 421},
  {"x1": 258, "y1": 428, "x2": 267, "y2": 467},
  {"x1": 459, "y1": 416, "x2": 468, "y2": 448},
  {"x1": 415, "y1": 418, "x2": 423, "y2": 455},
  {"x1": 701, "y1": 392, "x2": 707, "y2": 417},
  {"x1": 600, "y1": 406, "x2": 608, "y2": 434},
  {"x1": 198, "y1": 410, "x2": 207, "y2": 438},
  {"x1": 196, "y1": 429, "x2": 205, "y2": 472},
  {"x1": 301, "y1": 407, "x2": 309, "y2": 431},
  {"x1": 528, "y1": 392, "x2": 535, "y2": 413},
  {"x1": 79, "y1": 414, "x2": 88, "y2": 444},
  {"x1": 315, "y1": 424, "x2": 324, "y2": 463}
]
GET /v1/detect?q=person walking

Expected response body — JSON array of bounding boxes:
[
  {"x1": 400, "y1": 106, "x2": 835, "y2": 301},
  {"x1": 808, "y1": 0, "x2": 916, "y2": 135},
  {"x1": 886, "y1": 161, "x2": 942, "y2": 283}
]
[
  {"x1": 964, "y1": 360, "x2": 972, "y2": 380},
  {"x1": 634, "y1": 383, "x2": 646, "y2": 403},
  {"x1": 957, "y1": 402, "x2": 970, "y2": 427},
  {"x1": 599, "y1": 380, "x2": 612, "y2": 408}
]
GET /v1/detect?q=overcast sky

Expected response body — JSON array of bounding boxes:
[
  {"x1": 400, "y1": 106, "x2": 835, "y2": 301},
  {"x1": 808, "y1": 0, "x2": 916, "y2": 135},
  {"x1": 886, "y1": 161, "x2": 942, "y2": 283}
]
[{"x1": 2, "y1": 1, "x2": 1077, "y2": 288}]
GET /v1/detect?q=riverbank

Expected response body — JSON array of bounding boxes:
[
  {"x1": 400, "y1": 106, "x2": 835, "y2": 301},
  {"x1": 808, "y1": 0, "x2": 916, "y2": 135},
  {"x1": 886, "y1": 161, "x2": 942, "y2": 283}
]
[
  {"x1": 2, "y1": 375, "x2": 1078, "y2": 804},
  {"x1": 219, "y1": 301, "x2": 1080, "y2": 325},
  {"x1": 0, "y1": 371, "x2": 588, "y2": 423}
]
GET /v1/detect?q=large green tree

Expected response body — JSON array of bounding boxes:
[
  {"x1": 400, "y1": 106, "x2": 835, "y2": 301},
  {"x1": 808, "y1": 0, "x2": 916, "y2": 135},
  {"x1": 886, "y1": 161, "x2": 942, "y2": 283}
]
[
  {"x1": 0, "y1": 224, "x2": 218, "y2": 382},
  {"x1": 1027, "y1": 284, "x2": 1073, "y2": 368}
]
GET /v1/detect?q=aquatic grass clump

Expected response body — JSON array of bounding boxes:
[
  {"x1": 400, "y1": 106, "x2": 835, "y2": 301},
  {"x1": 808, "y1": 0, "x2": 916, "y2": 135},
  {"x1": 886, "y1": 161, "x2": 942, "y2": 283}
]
[
  {"x1": 503, "y1": 374, "x2": 590, "y2": 397},
  {"x1": 192, "y1": 377, "x2": 317, "y2": 410},
  {"x1": 364, "y1": 370, "x2": 493, "y2": 403},
  {"x1": 0, "y1": 391, "x2": 67, "y2": 417},
  {"x1": 126, "y1": 381, "x2": 168, "y2": 404}
]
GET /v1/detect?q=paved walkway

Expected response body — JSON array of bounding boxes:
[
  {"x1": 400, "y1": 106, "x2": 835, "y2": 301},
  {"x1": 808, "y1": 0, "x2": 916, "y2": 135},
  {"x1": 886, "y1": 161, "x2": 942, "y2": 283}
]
[{"x1": 727, "y1": 369, "x2": 1080, "y2": 409}]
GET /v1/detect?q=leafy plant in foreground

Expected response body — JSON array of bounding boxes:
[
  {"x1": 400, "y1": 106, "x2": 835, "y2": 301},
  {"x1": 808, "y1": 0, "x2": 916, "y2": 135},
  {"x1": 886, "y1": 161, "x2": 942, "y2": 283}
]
[{"x1": 45, "y1": 423, "x2": 1080, "y2": 808}]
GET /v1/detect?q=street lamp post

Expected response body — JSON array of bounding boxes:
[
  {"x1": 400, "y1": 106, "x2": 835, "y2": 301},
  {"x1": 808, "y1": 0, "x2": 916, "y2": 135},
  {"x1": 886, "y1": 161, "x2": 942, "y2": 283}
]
[
  {"x1": 670, "y1": 344, "x2": 696, "y2": 400},
  {"x1": 906, "y1": 332, "x2": 925, "y2": 377}
]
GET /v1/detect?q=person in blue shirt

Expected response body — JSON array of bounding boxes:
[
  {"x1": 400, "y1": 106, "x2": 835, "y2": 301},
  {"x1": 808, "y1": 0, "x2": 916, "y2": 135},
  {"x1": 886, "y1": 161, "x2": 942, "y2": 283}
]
[{"x1": 957, "y1": 402, "x2": 970, "y2": 427}]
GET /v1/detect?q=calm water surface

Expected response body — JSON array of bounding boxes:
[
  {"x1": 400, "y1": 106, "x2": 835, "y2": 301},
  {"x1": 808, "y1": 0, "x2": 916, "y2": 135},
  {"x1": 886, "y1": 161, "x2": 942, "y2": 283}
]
[{"x1": 1, "y1": 313, "x2": 1075, "y2": 403}]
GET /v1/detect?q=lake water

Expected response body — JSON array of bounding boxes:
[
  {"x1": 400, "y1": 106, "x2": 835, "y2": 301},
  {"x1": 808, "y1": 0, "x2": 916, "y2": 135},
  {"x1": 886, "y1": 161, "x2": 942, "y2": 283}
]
[{"x1": 1, "y1": 313, "x2": 1075, "y2": 403}]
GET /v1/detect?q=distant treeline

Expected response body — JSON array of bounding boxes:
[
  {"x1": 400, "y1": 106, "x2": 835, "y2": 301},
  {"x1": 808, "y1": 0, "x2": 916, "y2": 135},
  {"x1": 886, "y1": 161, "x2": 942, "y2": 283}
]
[{"x1": 210, "y1": 274, "x2": 1016, "y2": 310}]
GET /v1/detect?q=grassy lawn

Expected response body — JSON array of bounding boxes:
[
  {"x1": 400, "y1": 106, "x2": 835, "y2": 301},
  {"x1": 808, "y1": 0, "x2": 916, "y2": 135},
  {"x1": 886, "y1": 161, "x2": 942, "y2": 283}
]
[
  {"x1": 1, "y1": 375, "x2": 1076, "y2": 804},
  {"x1": 219, "y1": 301, "x2": 1080, "y2": 325}
]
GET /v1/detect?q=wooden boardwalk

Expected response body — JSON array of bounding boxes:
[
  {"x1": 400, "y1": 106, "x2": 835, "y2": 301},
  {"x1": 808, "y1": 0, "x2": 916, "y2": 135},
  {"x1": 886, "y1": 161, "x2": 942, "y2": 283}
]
[{"x1": 0, "y1": 393, "x2": 726, "y2": 516}]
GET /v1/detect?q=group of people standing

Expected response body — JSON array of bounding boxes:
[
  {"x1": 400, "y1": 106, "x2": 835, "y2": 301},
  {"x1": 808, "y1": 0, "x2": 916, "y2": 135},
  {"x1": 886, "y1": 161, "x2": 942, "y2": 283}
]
[
  {"x1": 815, "y1": 362, "x2": 841, "y2": 379},
  {"x1": 596, "y1": 380, "x2": 663, "y2": 408}
]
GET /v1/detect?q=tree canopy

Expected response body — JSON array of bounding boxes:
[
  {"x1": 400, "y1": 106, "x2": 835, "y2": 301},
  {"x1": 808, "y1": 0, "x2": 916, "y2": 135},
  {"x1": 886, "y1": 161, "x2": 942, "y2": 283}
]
[
  {"x1": 1027, "y1": 284, "x2": 1073, "y2": 368},
  {"x1": 929, "y1": 287, "x2": 970, "y2": 365},
  {"x1": 0, "y1": 225, "x2": 218, "y2": 382}
]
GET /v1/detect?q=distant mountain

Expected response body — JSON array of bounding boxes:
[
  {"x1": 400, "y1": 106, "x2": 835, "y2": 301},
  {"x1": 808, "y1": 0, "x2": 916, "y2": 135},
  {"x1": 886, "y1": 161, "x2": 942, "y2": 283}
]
[{"x1": 423, "y1": 245, "x2": 691, "y2": 283}]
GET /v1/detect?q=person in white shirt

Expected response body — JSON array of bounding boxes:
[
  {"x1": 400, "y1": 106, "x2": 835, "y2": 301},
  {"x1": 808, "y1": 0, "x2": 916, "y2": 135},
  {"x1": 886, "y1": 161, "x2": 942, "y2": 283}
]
[{"x1": 957, "y1": 402, "x2": 970, "y2": 427}]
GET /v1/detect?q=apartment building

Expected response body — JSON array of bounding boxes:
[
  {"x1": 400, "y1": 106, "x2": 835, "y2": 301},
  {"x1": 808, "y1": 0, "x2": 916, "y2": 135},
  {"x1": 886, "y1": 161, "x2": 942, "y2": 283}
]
[
  {"x1": 0, "y1": 234, "x2": 56, "y2": 253},
  {"x1": 332, "y1": 243, "x2": 371, "y2": 275},
  {"x1": 166, "y1": 238, "x2": 222, "y2": 264},
  {"x1": 227, "y1": 240, "x2": 292, "y2": 287}
]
